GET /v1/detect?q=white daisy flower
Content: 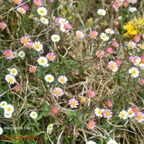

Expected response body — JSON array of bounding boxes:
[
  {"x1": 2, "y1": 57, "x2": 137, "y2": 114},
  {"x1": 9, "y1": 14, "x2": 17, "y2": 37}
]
[
  {"x1": 37, "y1": 56, "x2": 49, "y2": 67},
  {"x1": 128, "y1": 67, "x2": 139, "y2": 78},
  {"x1": 127, "y1": 108, "x2": 135, "y2": 118},
  {"x1": 97, "y1": 9, "x2": 106, "y2": 16},
  {"x1": 10, "y1": 68, "x2": 18, "y2": 77},
  {"x1": 33, "y1": 41, "x2": 43, "y2": 52},
  {"x1": 47, "y1": 124, "x2": 53, "y2": 131},
  {"x1": 107, "y1": 139, "x2": 118, "y2": 144},
  {"x1": 4, "y1": 113, "x2": 12, "y2": 118},
  {"x1": 5, "y1": 74, "x2": 16, "y2": 84},
  {"x1": 86, "y1": 141, "x2": 96, "y2": 144},
  {"x1": 126, "y1": 41, "x2": 136, "y2": 49},
  {"x1": 128, "y1": 0, "x2": 137, "y2": 4},
  {"x1": 12, "y1": 51, "x2": 18, "y2": 58},
  {"x1": 94, "y1": 107, "x2": 104, "y2": 117},
  {"x1": 40, "y1": 17, "x2": 49, "y2": 25},
  {"x1": 51, "y1": 34, "x2": 60, "y2": 42},
  {"x1": 4, "y1": 104, "x2": 14, "y2": 114},
  {"x1": 18, "y1": 51, "x2": 25, "y2": 59},
  {"x1": 37, "y1": 7, "x2": 47, "y2": 16},
  {"x1": 108, "y1": 61, "x2": 119, "y2": 72},
  {"x1": 44, "y1": 74, "x2": 54, "y2": 83},
  {"x1": 138, "y1": 44, "x2": 144, "y2": 49},
  {"x1": 0, "y1": 101, "x2": 7, "y2": 108},
  {"x1": 17, "y1": 7, "x2": 26, "y2": 15},
  {"x1": 100, "y1": 33, "x2": 109, "y2": 41},
  {"x1": 138, "y1": 63, "x2": 144, "y2": 70},
  {"x1": 0, "y1": 127, "x2": 3, "y2": 135},
  {"x1": 58, "y1": 75, "x2": 68, "y2": 84},
  {"x1": 30, "y1": 111, "x2": 38, "y2": 119},
  {"x1": 129, "y1": 7, "x2": 137, "y2": 13},
  {"x1": 119, "y1": 110, "x2": 128, "y2": 120},
  {"x1": 105, "y1": 28, "x2": 115, "y2": 34}
]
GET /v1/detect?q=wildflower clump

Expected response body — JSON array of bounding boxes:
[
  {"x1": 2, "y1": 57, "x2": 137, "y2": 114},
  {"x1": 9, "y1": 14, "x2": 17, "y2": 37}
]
[{"x1": 124, "y1": 17, "x2": 144, "y2": 38}]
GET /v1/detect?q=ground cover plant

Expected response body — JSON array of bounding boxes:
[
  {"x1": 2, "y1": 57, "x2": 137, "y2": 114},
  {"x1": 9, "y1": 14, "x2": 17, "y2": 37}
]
[{"x1": 0, "y1": 0, "x2": 144, "y2": 144}]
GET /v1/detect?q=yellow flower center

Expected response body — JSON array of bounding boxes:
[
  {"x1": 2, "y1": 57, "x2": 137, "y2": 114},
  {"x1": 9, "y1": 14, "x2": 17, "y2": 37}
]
[
  {"x1": 71, "y1": 101, "x2": 76, "y2": 107},
  {"x1": 7, "y1": 107, "x2": 11, "y2": 111},
  {"x1": 35, "y1": 44, "x2": 40, "y2": 49},
  {"x1": 40, "y1": 10, "x2": 44, "y2": 14},
  {"x1": 131, "y1": 70, "x2": 136, "y2": 75},
  {"x1": 88, "y1": 122, "x2": 93, "y2": 127},
  {"x1": 23, "y1": 38, "x2": 28, "y2": 44},
  {"x1": 110, "y1": 64, "x2": 115, "y2": 70},
  {"x1": 99, "y1": 11, "x2": 103, "y2": 15},
  {"x1": 102, "y1": 35, "x2": 106, "y2": 39},
  {"x1": 55, "y1": 90, "x2": 61, "y2": 95},
  {"x1": 5, "y1": 52, "x2": 10, "y2": 57},
  {"x1": 47, "y1": 77, "x2": 52, "y2": 80},
  {"x1": 60, "y1": 78, "x2": 65, "y2": 83},
  {"x1": 105, "y1": 111, "x2": 110, "y2": 116},
  {"x1": 137, "y1": 115, "x2": 142, "y2": 120},
  {"x1": 121, "y1": 113, "x2": 126, "y2": 117},
  {"x1": 40, "y1": 59, "x2": 45, "y2": 63},
  {"x1": 9, "y1": 78, "x2": 14, "y2": 83},
  {"x1": 98, "y1": 110, "x2": 103, "y2": 114}
]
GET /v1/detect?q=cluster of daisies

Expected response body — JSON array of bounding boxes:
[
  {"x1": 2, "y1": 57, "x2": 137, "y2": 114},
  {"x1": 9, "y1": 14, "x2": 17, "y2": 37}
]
[
  {"x1": 55, "y1": 17, "x2": 72, "y2": 33},
  {"x1": 113, "y1": 0, "x2": 138, "y2": 12},
  {"x1": 75, "y1": 27, "x2": 114, "y2": 41},
  {"x1": 5, "y1": 68, "x2": 18, "y2": 85},
  {"x1": 0, "y1": 101, "x2": 14, "y2": 118},
  {"x1": 119, "y1": 107, "x2": 144, "y2": 122}
]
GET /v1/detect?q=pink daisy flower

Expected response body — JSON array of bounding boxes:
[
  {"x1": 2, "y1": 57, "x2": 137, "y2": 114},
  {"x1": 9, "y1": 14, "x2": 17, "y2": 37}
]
[
  {"x1": 64, "y1": 23, "x2": 72, "y2": 30},
  {"x1": 25, "y1": 42, "x2": 33, "y2": 49},
  {"x1": 135, "y1": 112, "x2": 144, "y2": 123},
  {"x1": 112, "y1": 2, "x2": 120, "y2": 11},
  {"x1": 20, "y1": 36, "x2": 31, "y2": 45},
  {"x1": 141, "y1": 56, "x2": 144, "y2": 63},
  {"x1": 106, "y1": 46, "x2": 114, "y2": 54},
  {"x1": 89, "y1": 31, "x2": 98, "y2": 39},
  {"x1": 112, "y1": 41, "x2": 119, "y2": 48},
  {"x1": 123, "y1": 1, "x2": 129, "y2": 7},
  {"x1": 46, "y1": 52, "x2": 56, "y2": 62},
  {"x1": 72, "y1": 69, "x2": 79, "y2": 76},
  {"x1": 115, "y1": 59, "x2": 123, "y2": 66},
  {"x1": 51, "y1": 106, "x2": 58, "y2": 115},
  {"x1": 69, "y1": 98, "x2": 79, "y2": 108},
  {"x1": 21, "y1": 4, "x2": 29, "y2": 11},
  {"x1": 3, "y1": 50, "x2": 13, "y2": 59},
  {"x1": 76, "y1": 31, "x2": 84, "y2": 39},
  {"x1": 138, "y1": 78, "x2": 144, "y2": 86},
  {"x1": 86, "y1": 89, "x2": 95, "y2": 98},
  {"x1": 105, "y1": 100, "x2": 113, "y2": 108},
  {"x1": 0, "y1": 22, "x2": 7, "y2": 30},
  {"x1": 14, "y1": 84, "x2": 22, "y2": 92},
  {"x1": 33, "y1": 0, "x2": 43, "y2": 7},
  {"x1": 87, "y1": 120, "x2": 96, "y2": 130},
  {"x1": 103, "y1": 109, "x2": 113, "y2": 119},
  {"x1": 95, "y1": 50, "x2": 105, "y2": 58},
  {"x1": 29, "y1": 66, "x2": 37, "y2": 73},
  {"x1": 132, "y1": 106, "x2": 140, "y2": 114},
  {"x1": 133, "y1": 34, "x2": 141, "y2": 43},
  {"x1": 53, "y1": 87, "x2": 64, "y2": 97},
  {"x1": 108, "y1": 61, "x2": 118, "y2": 72}
]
